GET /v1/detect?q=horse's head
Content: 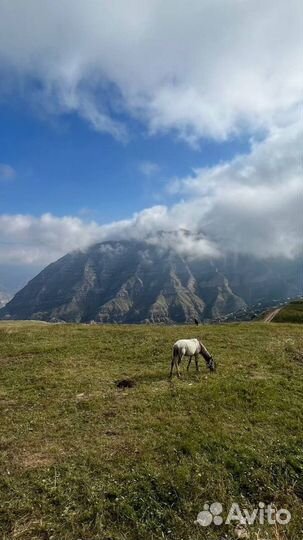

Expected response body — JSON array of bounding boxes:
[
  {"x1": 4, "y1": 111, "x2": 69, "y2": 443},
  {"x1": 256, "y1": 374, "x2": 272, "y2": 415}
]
[
  {"x1": 207, "y1": 356, "x2": 216, "y2": 372},
  {"x1": 199, "y1": 340, "x2": 216, "y2": 372}
]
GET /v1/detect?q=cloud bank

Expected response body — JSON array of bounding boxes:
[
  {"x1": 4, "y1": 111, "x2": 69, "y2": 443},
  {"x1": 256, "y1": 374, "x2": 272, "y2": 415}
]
[{"x1": 0, "y1": 0, "x2": 302, "y2": 142}]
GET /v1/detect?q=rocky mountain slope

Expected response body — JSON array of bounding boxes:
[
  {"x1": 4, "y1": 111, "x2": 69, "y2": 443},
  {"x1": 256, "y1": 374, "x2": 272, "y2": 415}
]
[{"x1": 0, "y1": 239, "x2": 301, "y2": 323}]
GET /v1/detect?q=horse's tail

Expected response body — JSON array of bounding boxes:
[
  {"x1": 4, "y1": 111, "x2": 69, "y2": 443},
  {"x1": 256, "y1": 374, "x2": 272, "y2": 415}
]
[{"x1": 172, "y1": 344, "x2": 179, "y2": 359}]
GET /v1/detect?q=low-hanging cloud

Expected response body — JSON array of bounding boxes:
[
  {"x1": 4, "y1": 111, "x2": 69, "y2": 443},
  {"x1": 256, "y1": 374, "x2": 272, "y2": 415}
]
[{"x1": 0, "y1": 0, "x2": 302, "y2": 143}]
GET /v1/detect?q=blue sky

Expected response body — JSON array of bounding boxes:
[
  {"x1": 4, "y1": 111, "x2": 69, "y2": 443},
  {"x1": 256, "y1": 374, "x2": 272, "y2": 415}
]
[
  {"x1": 0, "y1": 100, "x2": 250, "y2": 222},
  {"x1": 0, "y1": 0, "x2": 301, "y2": 291}
]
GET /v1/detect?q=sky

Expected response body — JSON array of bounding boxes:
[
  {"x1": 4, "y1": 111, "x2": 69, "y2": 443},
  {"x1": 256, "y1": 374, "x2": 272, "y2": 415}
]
[{"x1": 0, "y1": 0, "x2": 302, "y2": 291}]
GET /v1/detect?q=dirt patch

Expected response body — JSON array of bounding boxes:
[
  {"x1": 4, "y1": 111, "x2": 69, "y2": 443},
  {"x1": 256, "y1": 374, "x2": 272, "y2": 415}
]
[
  {"x1": 20, "y1": 451, "x2": 55, "y2": 470},
  {"x1": 115, "y1": 378, "x2": 136, "y2": 390}
]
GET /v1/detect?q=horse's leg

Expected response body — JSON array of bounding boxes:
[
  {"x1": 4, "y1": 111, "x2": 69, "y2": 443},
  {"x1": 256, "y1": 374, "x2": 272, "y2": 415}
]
[
  {"x1": 169, "y1": 353, "x2": 178, "y2": 378},
  {"x1": 187, "y1": 356, "x2": 192, "y2": 371},
  {"x1": 195, "y1": 354, "x2": 200, "y2": 372},
  {"x1": 169, "y1": 357, "x2": 175, "y2": 378},
  {"x1": 176, "y1": 354, "x2": 183, "y2": 378}
]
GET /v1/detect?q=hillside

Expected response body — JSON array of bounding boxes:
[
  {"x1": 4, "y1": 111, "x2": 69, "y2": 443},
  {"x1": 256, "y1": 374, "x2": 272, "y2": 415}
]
[
  {"x1": 0, "y1": 322, "x2": 303, "y2": 539},
  {"x1": 273, "y1": 300, "x2": 303, "y2": 323},
  {"x1": 0, "y1": 238, "x2": 301, "y2": 323}
]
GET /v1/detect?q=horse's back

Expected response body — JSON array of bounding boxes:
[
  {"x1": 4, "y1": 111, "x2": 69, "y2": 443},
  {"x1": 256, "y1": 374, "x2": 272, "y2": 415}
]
[{"x1": 173, "y1": 338, "x2": 199, "y2": 356}]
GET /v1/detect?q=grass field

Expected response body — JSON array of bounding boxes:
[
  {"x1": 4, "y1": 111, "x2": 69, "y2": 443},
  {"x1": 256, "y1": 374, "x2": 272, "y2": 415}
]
[
  {"x1": 1, "y1": 322, "x2": 303, "y2": 540},
  {"x1": 274, "y1": 301, "x2": 303, "y2": 324}
]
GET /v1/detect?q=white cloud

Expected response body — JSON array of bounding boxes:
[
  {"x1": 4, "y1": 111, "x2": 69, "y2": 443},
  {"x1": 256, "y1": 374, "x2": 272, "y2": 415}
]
[
  {"x1": 0, "y1": 213, "x2": 104, "y2": 265},
  {"x1": 166, "y1": 121, "x2": 303, "y2": 258},
  {"x1": 0, "y1": 208, "x2": 218, "y2": 268},
  {"x1": 0, "y1": 0, "x2": 301, "y2": 142}
]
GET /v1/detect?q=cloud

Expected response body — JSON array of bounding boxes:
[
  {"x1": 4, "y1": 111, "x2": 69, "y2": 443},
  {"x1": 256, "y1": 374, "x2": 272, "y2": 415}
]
[
  {"x1": 0, "y1": 119, "x2": 302, "y2": 270},
  {"x1": 0, "y1": 213, "x2": 105, "y2": 265},
  {"x1": 166, "y1": 121, "x2": 303, "y2": 258},
  {"x1": 0, "y1": 208, "x2": 218, "y2": 268},
  {"x1": 0, "y1": 0, "x2": 301, "y2": 142},
  {"x1": 138, "y1": 160, "x2": 160, "y2": 177},
  {"x1": 0, "y1": 163, "x2": 16, "y2": 181}
]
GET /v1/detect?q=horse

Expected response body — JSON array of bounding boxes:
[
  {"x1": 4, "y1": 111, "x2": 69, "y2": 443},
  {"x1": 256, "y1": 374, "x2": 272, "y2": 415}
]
[{"x1": 170, "y1": 338, "x2": 216, "y2": 378}]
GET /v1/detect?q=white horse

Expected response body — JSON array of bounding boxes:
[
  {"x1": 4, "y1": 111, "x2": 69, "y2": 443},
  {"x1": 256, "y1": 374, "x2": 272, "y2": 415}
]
[{"x1": 170, "y1": 338, "x2": 216, "y2": 378}]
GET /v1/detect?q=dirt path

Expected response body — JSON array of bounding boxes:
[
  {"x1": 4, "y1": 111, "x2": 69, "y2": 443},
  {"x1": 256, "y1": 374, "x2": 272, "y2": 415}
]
[{"x1": 263, "y1": 307, "x2": 281, "y2": 323}]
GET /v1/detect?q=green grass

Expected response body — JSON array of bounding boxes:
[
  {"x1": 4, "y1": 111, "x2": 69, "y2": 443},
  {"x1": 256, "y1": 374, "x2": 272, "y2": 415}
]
[
  {"x1": 274, "y1": 301, "x2": 303, "y2": 324},
  {"x1": 1, "y1": 322, "x2": 303, "y2": 539}
]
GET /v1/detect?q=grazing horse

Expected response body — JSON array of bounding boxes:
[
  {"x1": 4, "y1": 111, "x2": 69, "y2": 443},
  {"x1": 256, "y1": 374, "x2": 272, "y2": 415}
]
[{"x1": 170, "y1": 338, "x2": 216, "y2": 378}]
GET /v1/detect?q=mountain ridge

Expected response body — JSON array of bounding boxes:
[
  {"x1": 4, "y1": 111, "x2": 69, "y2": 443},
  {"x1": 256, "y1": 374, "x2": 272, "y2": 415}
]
[{"x1": 0, "y1": 238, "x2": 302, "y2": 323}]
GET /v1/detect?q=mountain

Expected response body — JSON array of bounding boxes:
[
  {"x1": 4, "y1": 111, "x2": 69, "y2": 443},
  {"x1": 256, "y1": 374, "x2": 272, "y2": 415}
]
[{"x1": 0, "y1": 239, "x2": 302, "y2": 323}]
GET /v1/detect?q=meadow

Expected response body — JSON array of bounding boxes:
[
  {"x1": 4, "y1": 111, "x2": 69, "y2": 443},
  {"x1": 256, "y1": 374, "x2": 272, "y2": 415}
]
[
  {"x1": 274, "y1": 301, "x2": 303, "y2": 324},
  {"x1": 0, "y1": 321, "x2": 303, "y2": 540}
]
